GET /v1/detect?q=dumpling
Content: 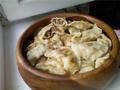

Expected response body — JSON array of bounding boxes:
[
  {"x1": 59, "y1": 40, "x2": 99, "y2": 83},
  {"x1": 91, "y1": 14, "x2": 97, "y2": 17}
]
[
  {"x1": 97, "y1": 34, "x2": 112, "y2": 48},
  {"x1": 68, "y1": 20, "x2": 93, "y2": 30},
  {"x1": 47, "y1": 34, "x2": 63, "y2": 49},
  {"x1": 51, "y1": 17, "x2": 67, "y2": 35},
  {"x1": 58, "y1": 47, "x2": 79, "y2": 74},
  {"x1": 95, "y1": 53, "x2": 110, "y2": 68},
  {"x1": 71, "y1": 41, "x2": 109, "y2": 62},
  {"x1": 36, "y1": 23, "x2": 65, "y2": 44},
  {"x1": 79, "y1": 66, "x2": 94, "y2": 73},
  {"x1": 44, "y1": 47, "x2": 79, "y2": 74},
  {"x1": 80, "y1": 24, "x2": 102, "y2": 42},
  {"x1": 80, "y1": 42, "x2": 109, "y2": 61},
  {"x1": 51, "y1": 17, "x2": 67, "y2": 26},
  {"x1": 27, "y1": 44, "x2": 46, "y2": 66},
  {"x1": 61, "y1": 34, "x2": 72, "y2": 47},
  {"x1": 36, "y1": 23, "x2": 53, "y2": 44},
  {"x1": 71, "y1": 43, "x2": 81, "y2": 61},
  {"x1": 68, "y1": 27, "x2": 81, "y2": 37},
  {"x1": 36, "y1": 57, "x2": 66, "y2": 75},
  {"x1": 44, "y1": 49, "x2": 62, "y2": 59}
]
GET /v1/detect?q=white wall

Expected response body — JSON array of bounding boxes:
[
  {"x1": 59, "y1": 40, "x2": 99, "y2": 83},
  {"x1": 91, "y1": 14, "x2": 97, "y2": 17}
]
[
  {"x1": 0, "y1": 24, "x2": 4, "y2": 90},
  {"x1": 1, "y1": 0, "x2": 93, "y2": 21}
]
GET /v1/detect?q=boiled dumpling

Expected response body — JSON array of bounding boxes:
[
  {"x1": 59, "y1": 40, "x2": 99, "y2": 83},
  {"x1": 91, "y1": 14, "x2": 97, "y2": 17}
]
[
  {"x1": 44, "y1": 47, "x2": 79, "y2": 74},
  {"x1": 51, "y1": 17, "x2": 67, "y2": 26},
  {"x1": 36, "y1": 23, "x2": 53, "y2": 44},
  {"x1": 71, "y1": 41, "x2": 109, "y2": 62},
  {"x1": 71, "y1": 43, "x2": 81, "y2": 62},
  {"x1": 51, "y1": 17, "x2": 67, "y2": 35},
  {"x1": 69, "y1": 20, "x2": 93, "y2": 30},
  {"x1": 79, "y1": 41, "x2": 109, "y2": 61},
  {"x1": 79, "y1": 60, "x2": 94, "y2": 73},
  {"x1": 80, "y1": 66, "x2": 94, "y2": 73},
  {"x1": 47, "y1": 34, "x2": 63, "y2": 49},
  {"x1": 95, "y1": 53, "x2": 110, "y2": 68},
  {"x1": 61, "y1": 34, "x2": 72, "y2": 47},
  {"x1": 27, "y1": 44, "x2": 46, "y2": 66},
  {"x1": 97, "y1": 34, "x2": 112, "y2": 48},
  {"x1": 59, "y1": 47, "x2": 79, "y2": 74},
  {"x1": 36, "y1": 57, "x2": 66, "y2": 75},
  {"x1": 68, "y1": 27, "x2": 81, "y2": 37},
  {"x1": 80, "y1": 24, "x2": 102, "y2": 42}
]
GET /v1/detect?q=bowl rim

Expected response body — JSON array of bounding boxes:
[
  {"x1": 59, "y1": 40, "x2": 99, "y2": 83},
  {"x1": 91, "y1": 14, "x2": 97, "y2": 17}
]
[{"x1": 16, "y1": 12, "x2": 120, "y2": 80}]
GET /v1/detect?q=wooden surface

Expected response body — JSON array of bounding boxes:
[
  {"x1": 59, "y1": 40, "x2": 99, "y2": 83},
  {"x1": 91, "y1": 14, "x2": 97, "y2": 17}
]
[{"x1": 16, "y1": 13, "x2": 120, "y2": 90}]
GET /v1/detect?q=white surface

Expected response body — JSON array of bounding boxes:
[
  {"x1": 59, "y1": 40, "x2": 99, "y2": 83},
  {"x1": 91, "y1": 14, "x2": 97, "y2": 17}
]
[
  {"x1": 0, "y1": 24, "x2": 4, "y2": 90},
  {"x1": 3, "y1": 15, "x2": 120, "y2": 90},
  {"x1": 1, "y1": 0, "x2": 93, "y2": 21},
  {"x1": 3, "y1": 17, "x2": 36, "y2": 90}
]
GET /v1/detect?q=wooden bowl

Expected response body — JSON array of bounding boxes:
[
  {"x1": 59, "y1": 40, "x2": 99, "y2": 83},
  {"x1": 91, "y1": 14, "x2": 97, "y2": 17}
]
[{"x1": 16, "y1": 13, "x2": 120, "y2": 90}]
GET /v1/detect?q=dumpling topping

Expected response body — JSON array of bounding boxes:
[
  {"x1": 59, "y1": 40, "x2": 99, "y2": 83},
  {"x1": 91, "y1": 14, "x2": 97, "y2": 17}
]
[{"x1": 26, "y1": 17, "x2": 112, "y2": 75}]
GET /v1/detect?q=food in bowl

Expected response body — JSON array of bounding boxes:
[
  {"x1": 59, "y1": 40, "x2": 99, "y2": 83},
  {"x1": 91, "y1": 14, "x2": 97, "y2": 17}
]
[{"x1": 26, "y1": 17, "x2": 112, "y2": 75}]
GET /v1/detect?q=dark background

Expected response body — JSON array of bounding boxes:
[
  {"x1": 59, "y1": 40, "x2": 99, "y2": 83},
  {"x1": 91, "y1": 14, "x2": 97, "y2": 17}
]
[{"x1": 89, "y1": 0, "x2": 120, "y2": 29}]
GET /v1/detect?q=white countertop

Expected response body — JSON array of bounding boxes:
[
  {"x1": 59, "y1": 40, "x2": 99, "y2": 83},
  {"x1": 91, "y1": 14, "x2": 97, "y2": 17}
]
[{"x1": 3, "y1": 14, "x2": 120, "y2": 90}]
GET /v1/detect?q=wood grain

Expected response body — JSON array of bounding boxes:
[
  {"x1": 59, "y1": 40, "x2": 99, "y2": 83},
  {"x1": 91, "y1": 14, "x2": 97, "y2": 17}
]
[{"x1": 16, "y1": 13, "x2": 120, "y2": 90}]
